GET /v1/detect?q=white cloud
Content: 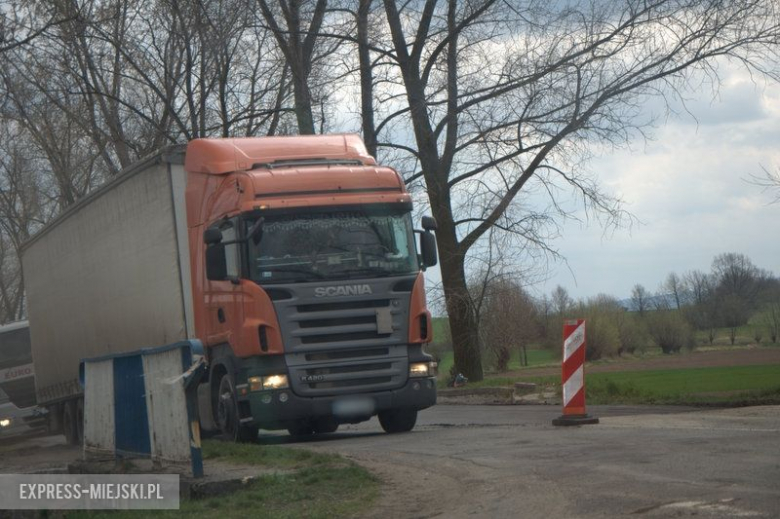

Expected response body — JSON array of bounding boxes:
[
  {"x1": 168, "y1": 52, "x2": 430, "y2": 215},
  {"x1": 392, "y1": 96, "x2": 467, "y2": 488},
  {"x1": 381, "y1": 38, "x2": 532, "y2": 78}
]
[{"x1": 537, "y1": 68, "x2": 780, "y2": 301}]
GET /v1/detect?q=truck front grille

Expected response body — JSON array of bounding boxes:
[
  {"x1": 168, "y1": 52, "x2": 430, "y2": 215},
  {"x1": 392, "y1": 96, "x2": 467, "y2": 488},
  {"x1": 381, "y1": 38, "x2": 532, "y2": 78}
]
[
  {"x1": 269, "y1": 277, "x2": 413, "y2": 397},
  {"x1": 287, "y1": 297, "x2": 400, "y2": 348},
  {"x1": 286, "y1": 345, "x2": 409, "y2": 397}
]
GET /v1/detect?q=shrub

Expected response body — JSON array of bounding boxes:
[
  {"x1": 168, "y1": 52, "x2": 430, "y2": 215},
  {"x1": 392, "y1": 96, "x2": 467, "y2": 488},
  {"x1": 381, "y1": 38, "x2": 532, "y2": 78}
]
[
  {"x1": 646, "y1": 310, "x2": 695, "y2": 353},
  {"x1": 474, "y1": 276, "x2": 538, "y2": 372},
  {"x1": 615, "y1": 312, "x2": 650, "y2": 355},
  {"x1": 577, "y1": 295, "x2": 623, "y2": 360},
  {"x1": 581, "y1": 314, "x2": 621, "y2": 360}
]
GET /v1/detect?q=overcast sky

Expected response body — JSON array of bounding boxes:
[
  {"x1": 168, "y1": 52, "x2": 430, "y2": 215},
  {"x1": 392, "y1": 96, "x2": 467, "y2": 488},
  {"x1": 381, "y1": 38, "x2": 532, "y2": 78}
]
[
  {"x1": 538, "y1": 65, "x2": 780, "y2": 301},
  {"x1": 424, "y1": 62, "x2": 780, "y2": 304}
]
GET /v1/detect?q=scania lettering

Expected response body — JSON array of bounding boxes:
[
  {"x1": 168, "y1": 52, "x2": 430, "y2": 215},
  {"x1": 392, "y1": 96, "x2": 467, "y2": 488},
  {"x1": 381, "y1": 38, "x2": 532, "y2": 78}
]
[{"x1": 314, "y1": 285, "x2": 374, "y2": 297}]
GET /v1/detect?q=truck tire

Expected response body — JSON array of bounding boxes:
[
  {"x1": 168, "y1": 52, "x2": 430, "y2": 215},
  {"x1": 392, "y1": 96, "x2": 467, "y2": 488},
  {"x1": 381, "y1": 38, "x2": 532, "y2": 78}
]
[
  {"x1": 62, "y1": 400, "x2": 79, "y2": 446},
  {"x1": 47, "y1": 403, "x2": 63, "y2": 435},
  {"x1": 215, "y1": 374, "x2": 257, "y2": 442},
  {"x1": 312, "y1": 416, "x2": 339, "y2": 434},
  {"x1": 76, "y1": 398, "x2": 84, "y2": 445},
  {"x1": 287, "y1": 421, "x2": 314, "y2": 437},
  {"x1": 378, "y1": 408, "x2": 417, "y2": 434}
]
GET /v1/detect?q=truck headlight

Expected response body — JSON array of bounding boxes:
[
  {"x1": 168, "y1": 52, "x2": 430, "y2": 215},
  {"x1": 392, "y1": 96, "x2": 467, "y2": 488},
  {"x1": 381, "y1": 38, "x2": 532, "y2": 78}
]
[
  {"x1": 248, "y1": 375, "x2": 289, "y2": 391},
  {"x1": 0, "y1": 418, "x2": 10, "y2": 428},
  {"x1": 409, "y1": 362, "x2": 437, "y2": 378}
]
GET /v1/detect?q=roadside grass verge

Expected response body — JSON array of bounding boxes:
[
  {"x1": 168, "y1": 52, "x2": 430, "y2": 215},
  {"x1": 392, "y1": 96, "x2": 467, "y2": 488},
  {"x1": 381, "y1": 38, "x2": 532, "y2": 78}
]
[
  {"x1": 435, "y1": 349, "x2": 556, "y2": 388},
  {"x1": 200, "y1": 439, "x2": 340, "y2": 468},
  {"x1": 67, "y1": 441, "x2": 379, "y2": 519},
  {"x1": 183, "y1": 461, "x2": 378, "y2": 519},
  {"x1": 460, "y1": 364, "x2": 780, "y2": 406}
]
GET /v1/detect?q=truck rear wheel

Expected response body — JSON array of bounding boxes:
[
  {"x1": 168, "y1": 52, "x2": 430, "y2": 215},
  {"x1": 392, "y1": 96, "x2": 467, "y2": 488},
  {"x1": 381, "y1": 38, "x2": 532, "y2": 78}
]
[
  {"x1": 62, "y1": 400, "x2": 79, "y2": 446},
  {"x1": 378, "y1": 408, "x2": 417, "y2": 434},
  {"x1": 76, "y1": 399, "x2": 84, "y2": 445},
  {"x1": 216, "y1": 374, "x2": 257, "y2": 442}
]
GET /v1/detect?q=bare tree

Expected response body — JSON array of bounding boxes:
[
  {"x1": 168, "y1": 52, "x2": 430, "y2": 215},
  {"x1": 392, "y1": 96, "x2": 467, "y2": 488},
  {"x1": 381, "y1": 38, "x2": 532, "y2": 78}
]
[
  {"x1": 0, "y1": 123, "x2": 57, "y2": 322},
  {"x1": 0, "y1": 2, "x2": 74, "y2": 54},
  {"x1": 377, "y1": 0, "x2": 780, "y2": 380},
  {"x1": 683, "y1": 270, "x2": 713, "y2": 306},
  {"x1": 536, "y1": 294, "x2": 552, "y2": 340},
  {"x1": 551, "y1": 285, "x2": 573, "y2": 316},
  {"x1": 3, "y1": 0, "x2": 293, "y2": 171},
  {"x1": 711, "y1": 253, "x2": 767, "y2": 303},
  {"x1": 354, "y1": 0, "x2": 382, "y2": 157},
  {"x1": 663, "y1": 272, "x2": 683, "y2": 309},
  {"x1": 0, "y1": 235, "x2": 23, "y2": 322},
  {"x1": 478, "y1": 275, "x2": 538, "y2": 371},
  {"x1": 0, "y1": 0, "x2": 300, "y2": 323},
  {"x1": 631, "y1": 284, "x2": 649, "y2": 316},
  {"x1": 257, "y1": 0, "x2": 334, "y2": 134},
  {"x1": 747, "y1": 165, "x2": 780, "y2": 204}
]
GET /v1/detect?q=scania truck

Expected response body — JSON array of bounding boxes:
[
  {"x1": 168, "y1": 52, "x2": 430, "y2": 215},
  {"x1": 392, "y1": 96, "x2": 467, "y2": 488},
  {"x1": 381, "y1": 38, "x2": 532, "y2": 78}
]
[{"x1": 21, "y1": 135, "x2": 438, "y2": 443}]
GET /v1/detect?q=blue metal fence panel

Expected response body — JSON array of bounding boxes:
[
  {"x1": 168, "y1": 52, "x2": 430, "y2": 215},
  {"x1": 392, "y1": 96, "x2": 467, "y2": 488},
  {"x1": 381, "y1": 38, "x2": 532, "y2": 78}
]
[
  {"x1": 81, "y1": 340, "x2": 204, "y2": 477},
  {"x1": 112, "y1": 355, "x2": 151, "y2": 457}
]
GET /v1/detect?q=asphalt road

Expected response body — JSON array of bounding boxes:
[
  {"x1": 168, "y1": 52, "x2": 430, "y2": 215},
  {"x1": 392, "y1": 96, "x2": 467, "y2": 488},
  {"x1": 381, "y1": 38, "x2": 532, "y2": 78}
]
[
  {"x1": 264, "y1": 405, "x2": 780, "y2": 518},
  {"x1": 2, "y1": 404, "x2": 778, "y2": 517}
]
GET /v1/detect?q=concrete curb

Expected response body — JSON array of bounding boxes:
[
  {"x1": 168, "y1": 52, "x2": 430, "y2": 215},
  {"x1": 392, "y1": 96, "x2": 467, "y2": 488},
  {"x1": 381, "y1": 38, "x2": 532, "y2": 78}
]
[{"x1": 66, "y1": 458, "x2": 291, "y2": 500}]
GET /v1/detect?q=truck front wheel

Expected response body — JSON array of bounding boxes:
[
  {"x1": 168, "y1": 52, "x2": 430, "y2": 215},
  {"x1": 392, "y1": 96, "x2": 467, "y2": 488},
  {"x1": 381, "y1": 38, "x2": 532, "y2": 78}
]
[
  {"x1": 378, "y1": 408, "x2": 417, "y2": 434},
  {"x1": 287, "y1": 421, "x2": 314, "y2": 437},
  {"x1": 216, "y1": 374, "x2": 257, "y2": 442},
  {"x1": 312, "y1": 416, "x2": 339, "y2": 434}
]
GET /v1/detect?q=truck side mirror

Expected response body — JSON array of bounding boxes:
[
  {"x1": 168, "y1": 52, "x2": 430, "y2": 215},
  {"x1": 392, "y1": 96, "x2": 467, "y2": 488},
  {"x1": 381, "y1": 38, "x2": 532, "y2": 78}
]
[
  {"x1": 421, "y1": 216, "x2": 438, "y2": 231},
  {"x1": 204, "y1": 227, "x2": 223, "y2": 245},
  {"x1": 205, "y1": 244, "x2": 228, "y2": 281},
  {"x1": 420, "y1": 231, "x2": 438, "y2": 268}
]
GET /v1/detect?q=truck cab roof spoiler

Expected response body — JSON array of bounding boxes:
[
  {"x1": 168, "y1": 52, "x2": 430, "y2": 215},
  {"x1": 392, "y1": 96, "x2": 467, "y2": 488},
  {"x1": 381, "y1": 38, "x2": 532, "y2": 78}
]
[
  {"x1": 185, "y1": 135, "x2": 377, "y2": 174},
  {"x1": 252, "y1": 158, "x2": 364, "y2": 170}
]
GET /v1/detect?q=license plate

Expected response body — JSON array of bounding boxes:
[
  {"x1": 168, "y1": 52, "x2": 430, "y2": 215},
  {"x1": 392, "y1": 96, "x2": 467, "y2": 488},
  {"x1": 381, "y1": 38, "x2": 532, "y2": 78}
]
[{"x1": 332, "y1": 397, "x2": 375, "y2": 418}]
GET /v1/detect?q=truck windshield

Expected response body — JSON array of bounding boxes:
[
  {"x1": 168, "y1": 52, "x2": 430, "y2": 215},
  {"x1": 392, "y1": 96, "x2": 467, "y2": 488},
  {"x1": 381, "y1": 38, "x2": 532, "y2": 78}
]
[{"x1": 247, "y1": 208, "x2": 418, "y2": 284}]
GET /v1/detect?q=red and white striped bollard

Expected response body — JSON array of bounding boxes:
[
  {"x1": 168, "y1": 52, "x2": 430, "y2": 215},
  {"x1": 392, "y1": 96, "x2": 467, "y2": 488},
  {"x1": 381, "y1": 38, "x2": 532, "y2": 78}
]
[{"x1": 552, "y1": 319, "x2": 599, "y2": 426}]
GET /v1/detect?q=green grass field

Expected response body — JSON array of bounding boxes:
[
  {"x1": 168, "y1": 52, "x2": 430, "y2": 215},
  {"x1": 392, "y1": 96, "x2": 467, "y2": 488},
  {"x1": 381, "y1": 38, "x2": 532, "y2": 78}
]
[
  {"x1": 468, "y1": 364, "x2": 780, "y2": 405},
  {"x1": 581, "y1": 364, "x2": 780, "y2": 403}
]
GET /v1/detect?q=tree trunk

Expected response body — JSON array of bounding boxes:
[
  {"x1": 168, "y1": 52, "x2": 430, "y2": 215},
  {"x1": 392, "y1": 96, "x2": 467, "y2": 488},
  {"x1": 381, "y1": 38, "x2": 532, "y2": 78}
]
[
  {"x1": 382, "y1": 0, "x2": 484, "y2": 381},
  {"x1": 292, "y1": 67, "x2": 316, "y2": 135},
  {"x1": 357, "y1": 0, "x2": 376, "y2": 156},
  {"x1": 433, "y1": 196, "x2": 483, "y2": 381},
  {"x1": 439, "y1": 253, "x2": 483, "y2": 382}
]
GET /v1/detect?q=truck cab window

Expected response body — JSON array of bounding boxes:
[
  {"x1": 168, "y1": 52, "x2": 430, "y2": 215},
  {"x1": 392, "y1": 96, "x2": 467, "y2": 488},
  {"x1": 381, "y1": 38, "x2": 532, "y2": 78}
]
[{"x1": 221, "y1": 221, "x2": 240, "y2": 279}]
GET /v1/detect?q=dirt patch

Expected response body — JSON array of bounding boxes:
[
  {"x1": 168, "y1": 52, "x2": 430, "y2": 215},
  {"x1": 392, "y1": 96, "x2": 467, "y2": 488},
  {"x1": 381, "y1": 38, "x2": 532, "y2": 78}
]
[
  {"x1": 0, "y1": 435, "x2": 78, "y2": 474},
  {"x1": 504, "y1": 347, "x2": 780, "y2": 379}
]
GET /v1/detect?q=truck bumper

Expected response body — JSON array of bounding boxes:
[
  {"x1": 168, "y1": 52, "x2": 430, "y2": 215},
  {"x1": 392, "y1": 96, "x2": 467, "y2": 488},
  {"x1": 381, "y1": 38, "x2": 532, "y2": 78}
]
[{"x1": 243, "y1": 377, "x2": 437, "y2": 430}]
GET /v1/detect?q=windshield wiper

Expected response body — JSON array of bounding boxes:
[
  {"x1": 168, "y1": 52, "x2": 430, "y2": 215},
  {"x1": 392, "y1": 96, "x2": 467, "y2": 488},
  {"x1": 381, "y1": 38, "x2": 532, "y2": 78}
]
[
  {"x1": 258, "y1": 266, "x2": 325, "y2": 279},
  {"x1": 338, "y1": 267, "x2": 406, "y2": 279}
]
